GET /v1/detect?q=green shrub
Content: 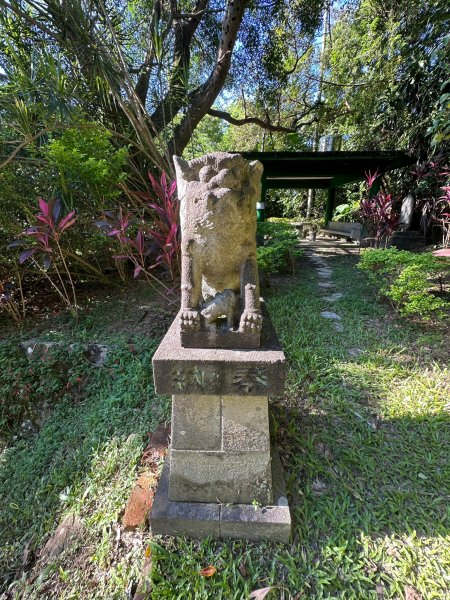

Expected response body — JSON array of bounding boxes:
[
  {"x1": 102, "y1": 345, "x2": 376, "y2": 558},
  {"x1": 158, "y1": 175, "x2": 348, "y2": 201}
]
[
  {"x1": 46, "y1": 125, "x2": 128, "y2": 210},
  {"x1": 388, "y1": 264, "x2": 448, "y2": 318},
  {"x1": 358, "y1": 248, "x2": 449, "y2": 319},
  {"x1": 333, "y1": 200, "x2": 360, "y2": 222},
  {"x1": 257, "y1": 222, "x2": 301, "y2": 276},
  {"x1": 266, "y1": 217, "x2": 294, "y2": 224}
]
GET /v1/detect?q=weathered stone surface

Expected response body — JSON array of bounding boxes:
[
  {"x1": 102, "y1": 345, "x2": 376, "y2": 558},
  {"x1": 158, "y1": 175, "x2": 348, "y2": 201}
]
[
  {"x1": 318, "y1": 282, "x2": 335, "y2": 289},
  {"x1": 40, "y1": 514, "x2": 84, "y2": 562},
  {"x1": 19, "y1": 340, "x2": 109, "y2": 366},
  {"x1": 152, "y1": 313, "x2": 286, "y2": 397},
  {"x1": 399, "y1": 194, "x2": 414, "y2": 231},
  {"x1": 323, "y1": 292, "x2": 343, "y2": 302},
  {"x1": 169, "y1": 449, "x2": 272, "y2": 504},
  {"x1": 219, "y1": 504, "x2": 290, "y2": 542},
  {"x1": 150, "y1": 460, "x2": 221, "y2": 538},
  {"x1": 133, "y1": 555, "x2": 153, "y2": 600},
  {"x1": 180, "y1": 328, "x2": 260, "y2": 350},
  {"x1": 19, "y1": 340, "x2": 61, "y2": 359},
  {"x1": 123, "y1": 424, "x2": 170, "y2": 531},
  {"x1": 348, "y1": 347, "x2": 363, "y2": 357},
  {"x1": 317, "y1": 268, "x2": 333, "y2": 278},
  {"x1": 172, "y1": 395, "x2": 221, "y2": 451},
  {"x1": 309, "y1": 257, "x2": 329, "y2": 267},
  {"x1": 320, "y1": 311, "x2": 341, "y2": 320},
  {"x1": 174, "y1": 152, "x2": 264, "y2": 349},
  {"x1": 222, "y1": 396, "x2": 269, "y2": 452},
  {"x1": 83, "y1": 343, "x2": 108, "y2": 366},
  {"x1": 147, "y1": 423, "x2": 171, "y2": 451},
  {"x1": 149, "y1": 441, "x2": 291, "y2": 543},
  {"x1": 122, "y1": 471, "x2": 156, "y2": 531}
]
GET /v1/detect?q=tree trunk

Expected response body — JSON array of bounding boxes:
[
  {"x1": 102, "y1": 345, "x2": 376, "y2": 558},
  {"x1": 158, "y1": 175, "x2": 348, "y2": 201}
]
[{"x1": 168, "y1": 0, "x2": 249, "y2": 157}]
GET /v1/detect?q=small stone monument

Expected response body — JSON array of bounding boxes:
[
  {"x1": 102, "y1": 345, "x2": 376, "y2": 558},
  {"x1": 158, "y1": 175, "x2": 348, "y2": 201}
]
[
  {"x1": 150, "y1": 152, "x2": 291, "y2": 542},
  {"x1": 398, "y1": 194, "x2": 415, "y2": 231}
]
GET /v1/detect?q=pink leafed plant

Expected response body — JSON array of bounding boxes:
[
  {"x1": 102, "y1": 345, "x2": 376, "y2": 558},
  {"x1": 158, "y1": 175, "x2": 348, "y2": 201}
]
[
  {"x1": 8, "y1": 198, "x2": 78, "y2": 316},
  {"x1": 96, "y1": 171, "x2": 180, "y2": 296},
  {"x1": 360, "y1": 173, "x2": 400, "y2": 248}
]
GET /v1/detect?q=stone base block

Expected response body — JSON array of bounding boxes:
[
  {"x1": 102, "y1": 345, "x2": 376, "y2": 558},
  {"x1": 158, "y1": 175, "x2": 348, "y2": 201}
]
[
  {"x1": 150, "y1": 444, "x2": 291, "y2": 543},
  {"x1": 169, "y1": 449, "x2": 272, "y2": 505},
  {"x1": 170, "y1": 394, "x2": 272, "y2": 504},
  {"x1": 172, "y1": 394, "x2": 270, "y2": 452}
]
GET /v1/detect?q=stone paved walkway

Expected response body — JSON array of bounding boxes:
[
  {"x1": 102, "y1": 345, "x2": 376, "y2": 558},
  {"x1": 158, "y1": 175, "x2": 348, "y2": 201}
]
[{"x1": 299, "y1": 236, "x2": 360, "y2": 334}]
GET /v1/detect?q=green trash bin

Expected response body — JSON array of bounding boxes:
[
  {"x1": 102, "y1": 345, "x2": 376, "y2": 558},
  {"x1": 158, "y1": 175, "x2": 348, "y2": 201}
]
[{"x1": 256, "y1": 202, "x2": 265, "y2": 222}]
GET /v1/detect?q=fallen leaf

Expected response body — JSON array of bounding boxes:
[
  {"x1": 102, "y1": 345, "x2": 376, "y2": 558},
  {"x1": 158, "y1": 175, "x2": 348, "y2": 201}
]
[
  {"x1": 405, "y1": 585, "x2": 422, "y2": 600},
  {"x1": 238, "y1": 559, "x2": 249, "y2": 578},
  {"x1": 248, "y1": 586, "x2": 276, "y2": 599},
  {"x1": 145, "y1": 545, "x2": 152, "y2": 558},
  {"x1": 199, "y1": 565, "x2": 216, "y2": 577}
]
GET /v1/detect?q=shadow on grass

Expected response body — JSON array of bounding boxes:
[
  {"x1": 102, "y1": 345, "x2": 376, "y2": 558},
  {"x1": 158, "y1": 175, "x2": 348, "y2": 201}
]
[
  {"x1": 275, "y1": 403, "x2": 450, "y2": 538},
  {"x1": 0, "y1": 334, "x2": 170, "y2": 592}
]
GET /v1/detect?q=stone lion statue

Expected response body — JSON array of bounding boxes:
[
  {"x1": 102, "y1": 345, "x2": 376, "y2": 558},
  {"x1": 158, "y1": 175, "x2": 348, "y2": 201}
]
[{"x1": 173, "y1": 152, "x2": 264, "y2": 348}]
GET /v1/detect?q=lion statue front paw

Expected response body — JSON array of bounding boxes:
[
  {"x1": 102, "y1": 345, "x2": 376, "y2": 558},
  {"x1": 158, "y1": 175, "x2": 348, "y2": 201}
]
[
  {"x1": 239, "y1": 310, "x2": 262, "y2": 333},
  {"x1": 180, "y1": 309, "x2": 200, "y2": 332}
]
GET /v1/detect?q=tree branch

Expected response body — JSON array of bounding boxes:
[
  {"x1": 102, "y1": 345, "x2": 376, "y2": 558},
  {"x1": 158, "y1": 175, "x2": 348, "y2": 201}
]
[
  {"x1": 149, "y1": 0, "x2": 210, "y2": 132},
  {"x1": 207, "y1": 109, "x2": 296, "y2": 133},
  {"x1": 0, "y1": 0, "x2": 64, "y2": 43},
  {"x1": 169, "y1": 0, "x2": 249, "y2": 156}
]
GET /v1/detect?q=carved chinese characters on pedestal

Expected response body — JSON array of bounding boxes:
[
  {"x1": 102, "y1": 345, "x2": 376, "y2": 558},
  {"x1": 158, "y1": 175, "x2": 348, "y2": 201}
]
[{"x1": 173, "y1": 152, "x2": 264, "y2": 349}]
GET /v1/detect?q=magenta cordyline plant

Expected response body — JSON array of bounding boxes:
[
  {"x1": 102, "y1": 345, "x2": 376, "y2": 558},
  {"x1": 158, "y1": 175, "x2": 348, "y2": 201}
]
[
  {"x1": 359, "y1": 171, "x2": 399, "y2": 248},
  {"x1": 8, "y1": 198, "x2": 78, "y2": 316},
  {"x1": 133, "y1": 171, "x2": 181, "y2": 280},
  {"x1": 97, "y1": 171, "x2": 180, "y2": 295},
  {"x1": 95, "y1": 208, "x2": 151, "y2": 280},
  {"x1": 410, "y1": 156, "x2": 450, "y2": 243}
]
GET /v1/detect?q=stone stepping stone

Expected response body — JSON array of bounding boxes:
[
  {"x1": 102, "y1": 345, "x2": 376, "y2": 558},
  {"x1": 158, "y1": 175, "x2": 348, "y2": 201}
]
[
  {"x1": 348, "y1": 347, "x2": 363, "y2": 357},
  {"x1": 323, "y1": 293, "x2": 343, "y2": 302},
  {"x1": 317, "y1": 268, "x2": 333, "y2": 278},
  {"x1": 318, "y1": 282, "x2": 335, "y2": 289},
  {"x1": 40, "y1": 515, "x2": 84, "y2": 563},
  {"x1": 320, "y1": 311, "x2": 341, "y2": 320},
  {"x1": 334, "y1": 322, "x2": 344, "y2": 332}
]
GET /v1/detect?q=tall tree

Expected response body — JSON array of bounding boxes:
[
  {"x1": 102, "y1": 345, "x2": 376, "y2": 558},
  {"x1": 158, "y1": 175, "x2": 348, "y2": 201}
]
[
  {"x1": 321, "y1": 0, "x2": 449, "y2": 159},
  {"x1": 0, "y1": 0, "x2": 327, "y2": 172}
]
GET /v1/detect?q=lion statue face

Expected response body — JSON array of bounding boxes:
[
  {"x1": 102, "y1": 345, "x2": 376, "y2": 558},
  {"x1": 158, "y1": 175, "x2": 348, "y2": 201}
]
[{"x1": 174, "y1": 152, "x2": 263, "y2": 236}]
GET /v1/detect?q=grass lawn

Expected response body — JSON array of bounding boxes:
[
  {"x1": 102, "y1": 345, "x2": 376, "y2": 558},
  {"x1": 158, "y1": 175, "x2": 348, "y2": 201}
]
[{"x1": 0, "y1": 251, "x2": 449, "y2": 599}]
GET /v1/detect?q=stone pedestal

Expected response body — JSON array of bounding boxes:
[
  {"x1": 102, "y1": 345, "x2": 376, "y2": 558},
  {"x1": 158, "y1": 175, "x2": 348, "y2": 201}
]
[{"x1": 150, "y1": 312, "x2": 291, "y2": 542}]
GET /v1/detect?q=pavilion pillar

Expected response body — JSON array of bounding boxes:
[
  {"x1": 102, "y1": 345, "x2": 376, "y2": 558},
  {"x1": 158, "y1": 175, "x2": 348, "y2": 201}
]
[
  {"x1": 257, "y1": 174, "x2": 267, "y2": 222},
  {"x1": 324, "y1": 187, "x2": 336, "y2": 226}
]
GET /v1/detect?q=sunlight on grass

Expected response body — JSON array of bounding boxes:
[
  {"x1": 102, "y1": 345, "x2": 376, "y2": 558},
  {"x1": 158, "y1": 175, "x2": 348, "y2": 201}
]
[{"x1": 1, "y1": 255, "x2": 449, "y2": 598}]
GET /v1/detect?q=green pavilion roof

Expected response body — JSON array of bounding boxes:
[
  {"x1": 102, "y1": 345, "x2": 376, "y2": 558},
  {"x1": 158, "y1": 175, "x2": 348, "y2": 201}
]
[{"x1": 239, "y1": 151, "x2": 414, "y2": 189}]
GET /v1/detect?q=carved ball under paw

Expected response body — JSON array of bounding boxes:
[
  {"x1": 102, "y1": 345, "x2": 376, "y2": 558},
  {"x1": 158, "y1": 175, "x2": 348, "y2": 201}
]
[
  {"x1": 180, "y1": 309, "x2": 200, "y2": 331},
  {"x1": 239, "y1": 310, "x2": 262, "y2": 333}
]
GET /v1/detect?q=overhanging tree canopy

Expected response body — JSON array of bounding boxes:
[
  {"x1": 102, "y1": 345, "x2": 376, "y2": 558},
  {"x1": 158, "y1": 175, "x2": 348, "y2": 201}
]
[{"x1": 0, "y1": 0, "x2": 328, "y2": 175}]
